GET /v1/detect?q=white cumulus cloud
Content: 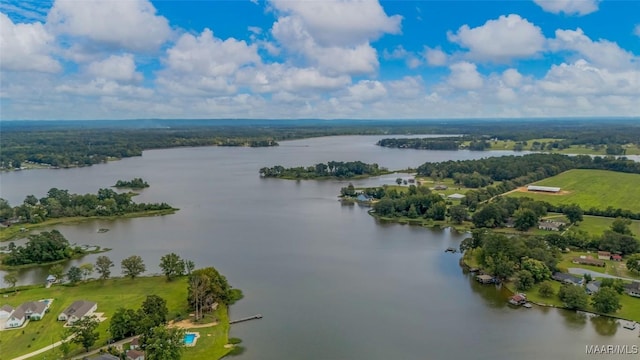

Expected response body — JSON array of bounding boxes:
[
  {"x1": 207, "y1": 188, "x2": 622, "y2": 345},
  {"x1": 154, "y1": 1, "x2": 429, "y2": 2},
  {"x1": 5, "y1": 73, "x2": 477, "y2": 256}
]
[
  {"x1": 269, "y1": 0, "x2": 401, "y2": 47},
  {"x1": 423, "y1": 46, "x2": 447, "y2": 66},
  {"x1": 47, "y1": 0, "x2": 171, "y2": 53},
  {"x1": 448, "y1": 14, "x2": 545, "y2": 62},
  {"x1": 447, "y1": 62, "x2": 484, "y2": 90},
  {"x1": 0, "y1": 12, "x2": 60, "y2": 73},
  {"x1": 549, "y1": 28, "x2": 637, "y2": 70},
  {"x1": 86, "y1": 54, "x2": 142, "y2": 83},
  {"x1": 533, "y1": 0, "x2": 600, "y2": 16}
]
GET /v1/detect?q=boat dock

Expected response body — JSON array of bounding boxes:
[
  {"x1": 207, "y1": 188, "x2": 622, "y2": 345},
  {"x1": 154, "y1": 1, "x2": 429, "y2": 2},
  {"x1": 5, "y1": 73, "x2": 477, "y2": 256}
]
[{"x1": 230, "y1": 314, "x2": 263, "y2": 324}]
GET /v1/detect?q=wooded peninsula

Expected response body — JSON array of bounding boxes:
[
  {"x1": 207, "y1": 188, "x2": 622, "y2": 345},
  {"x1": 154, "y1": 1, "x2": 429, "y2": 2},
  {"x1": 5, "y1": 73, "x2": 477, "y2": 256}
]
[{"x1": 0, "y1": 187, "x2": 176, "y2": 241}]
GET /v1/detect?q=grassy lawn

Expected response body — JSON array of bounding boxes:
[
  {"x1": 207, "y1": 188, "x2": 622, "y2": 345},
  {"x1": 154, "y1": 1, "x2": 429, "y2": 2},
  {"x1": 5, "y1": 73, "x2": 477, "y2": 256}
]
[
  {"x1": 508, "y1": 281, "x2": 640, "y2": 322},
  {"x1": 183, "y1": 305, "x2": 231, "y2": 360},
  {"x1": 0, "y1": 276, "x2": 231, "y2": 360},
  {"x1": 507, "y1": 169, "x2": 640, "y2": 213}
]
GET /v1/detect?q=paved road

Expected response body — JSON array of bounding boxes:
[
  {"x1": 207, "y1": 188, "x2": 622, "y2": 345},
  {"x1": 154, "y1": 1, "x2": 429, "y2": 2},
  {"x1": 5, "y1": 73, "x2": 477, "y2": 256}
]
[
  {"x1": 568, "y1": 268, "x2": 636, "y2": 281},
  {"x1": 69, "y1": 336, "x2": 137, "y2": 360},
  {"x1": 11, "y1": 335, "x2": 74, "y2": 360},
  {"x1": 10, "y1": 335, "x2": 136, "y2": 360}
]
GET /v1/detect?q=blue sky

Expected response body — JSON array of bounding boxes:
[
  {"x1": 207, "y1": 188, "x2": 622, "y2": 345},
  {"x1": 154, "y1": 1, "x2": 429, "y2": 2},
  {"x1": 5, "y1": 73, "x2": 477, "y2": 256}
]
[{"x1": 1, "y1": 0, "x2": 638, "y2": 120}]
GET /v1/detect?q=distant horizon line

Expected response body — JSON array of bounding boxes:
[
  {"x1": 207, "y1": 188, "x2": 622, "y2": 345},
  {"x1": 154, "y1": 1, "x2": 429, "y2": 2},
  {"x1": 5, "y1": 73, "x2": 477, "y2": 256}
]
[{"x1": 2, "y1": 116, "x2": 639, "y2": 122}]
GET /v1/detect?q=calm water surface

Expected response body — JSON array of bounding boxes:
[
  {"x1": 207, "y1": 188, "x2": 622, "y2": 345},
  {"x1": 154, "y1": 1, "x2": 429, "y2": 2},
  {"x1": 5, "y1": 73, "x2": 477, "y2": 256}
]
[{"x1": 1, "y1": 136, "x2": 637, "y2": 359}]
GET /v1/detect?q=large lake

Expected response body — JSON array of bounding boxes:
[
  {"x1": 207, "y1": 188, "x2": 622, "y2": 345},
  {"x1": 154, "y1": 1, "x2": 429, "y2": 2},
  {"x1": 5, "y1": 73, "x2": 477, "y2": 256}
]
[{"x1": 1, "y1": 136, "x2": 638, "y2": 359}]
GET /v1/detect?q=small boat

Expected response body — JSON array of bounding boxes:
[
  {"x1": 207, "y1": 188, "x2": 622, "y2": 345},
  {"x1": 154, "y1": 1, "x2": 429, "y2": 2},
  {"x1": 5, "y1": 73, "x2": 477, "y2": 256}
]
[
  {"x1": 523, "y1": 303, "x2": 532, "y2": 309},
  {"x1": 622, "y1": 321, "x2": 637, "y2": 330},
  {"x1": 445, "y1": 247, "x2": 457, "y2": 253}
]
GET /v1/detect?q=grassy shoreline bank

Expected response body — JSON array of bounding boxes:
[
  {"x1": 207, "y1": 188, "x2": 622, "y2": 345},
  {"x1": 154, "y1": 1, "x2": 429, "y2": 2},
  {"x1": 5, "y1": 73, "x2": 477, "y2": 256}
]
[
  {"x1": 0, "y1": 209, "x2": 178, "y2": 242},
  {"x1": 460, "y1": 256, "x2": 640, "y2": 322},
  {"x1": 0, "y1": 276, "x2": 233, "y2": 360}
]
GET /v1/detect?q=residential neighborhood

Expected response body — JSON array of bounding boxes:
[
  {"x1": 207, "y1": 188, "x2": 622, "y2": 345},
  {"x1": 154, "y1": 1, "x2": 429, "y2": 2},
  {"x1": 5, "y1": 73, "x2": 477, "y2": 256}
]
[{"x1": 0, "y1": 299, "x2": 51, "y2": 329}]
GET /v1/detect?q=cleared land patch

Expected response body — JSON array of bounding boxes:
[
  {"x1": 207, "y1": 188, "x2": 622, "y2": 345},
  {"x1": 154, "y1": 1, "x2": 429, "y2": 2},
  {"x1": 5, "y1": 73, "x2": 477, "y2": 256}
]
[{"x1": 507, "y1": 169, "x2": 640, "y2": 213}]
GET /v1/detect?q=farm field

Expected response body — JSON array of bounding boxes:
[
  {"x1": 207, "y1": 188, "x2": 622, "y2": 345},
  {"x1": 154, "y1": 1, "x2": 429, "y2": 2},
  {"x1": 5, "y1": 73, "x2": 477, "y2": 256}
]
[{"x1": 507, "y1": 169, "x2": 640, "y2": 213}]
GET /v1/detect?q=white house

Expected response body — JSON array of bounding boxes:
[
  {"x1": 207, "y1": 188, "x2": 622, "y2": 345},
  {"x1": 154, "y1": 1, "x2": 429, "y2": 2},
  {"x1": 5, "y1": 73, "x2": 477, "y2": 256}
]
[
  {"x1": 5, "y1": 308, "x2": 26, "y2": 328},
  {"x1": 58, "y1": 300, "x2": 97, "y2": 324},
  {"x1": 0, "y1": 305, "x2": 14, "y2": 319},
  {"x1": 5, "y1": 301, "x2": 47, "y2": 328}
]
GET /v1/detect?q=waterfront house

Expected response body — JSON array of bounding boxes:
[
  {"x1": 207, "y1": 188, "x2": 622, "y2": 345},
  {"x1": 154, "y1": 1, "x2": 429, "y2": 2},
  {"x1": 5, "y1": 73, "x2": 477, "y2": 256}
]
[
  {"x1": 509, "y1": 293, "x2": 527, "y2": 305},
  {"x1": 611, "y1": 254, "x2": 622, "y2": 261},
  {"x1": 597, "y1": 251, "x2": 611, "y2": 260},
  {"x1": 586, "y1": 281, "x2": 601, "y2": 295},
  {"x1": 551, "y1": 272, "x2": 583, "y2": 286},
  {"x1": 5, "y1": 301, "x2": 48, "y2": 328},
  {"x1": 58, "y1": 300, "x2": 97, "y2": 324},
  {"x1": 625, "y1": 282, "x2": 640, "y2": 298},
  {"x1": 476, "y1": 274, "x2": 495, "y2": 284},
  {"x1": 356, "y1": 194, "x2": 373, "y2": 202},
  {"x1": 126, "y1": 349, "x2": 145, "y2": 360},
  {"x1": 0, "y1": 305, "x2": 13, "y2": 319},
  {"x1": 5, "y1": 308, "x2": 26, "y2": 328},
  {"x1": 572, "y1": 257, "x2": 605, "y2": 267}
]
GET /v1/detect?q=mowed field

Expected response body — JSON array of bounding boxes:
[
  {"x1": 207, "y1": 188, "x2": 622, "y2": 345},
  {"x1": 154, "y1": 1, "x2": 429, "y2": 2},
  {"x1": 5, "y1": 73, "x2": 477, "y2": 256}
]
[{"x1": 508, "y1": 169, "x2": 640, "y2": 213}]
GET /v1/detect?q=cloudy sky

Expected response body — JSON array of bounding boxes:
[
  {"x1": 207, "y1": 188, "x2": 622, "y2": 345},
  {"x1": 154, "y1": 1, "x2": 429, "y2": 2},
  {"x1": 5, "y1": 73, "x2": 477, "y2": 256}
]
[{"x1": 1, "y1": 0, "x2": 639, "y2": 120}]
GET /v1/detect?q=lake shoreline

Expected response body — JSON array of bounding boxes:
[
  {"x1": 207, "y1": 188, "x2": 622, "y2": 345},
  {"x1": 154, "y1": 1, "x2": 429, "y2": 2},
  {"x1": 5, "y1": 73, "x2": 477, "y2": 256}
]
[{"x1": 0, "y1": 208, "x2": 178, "y2": 242}]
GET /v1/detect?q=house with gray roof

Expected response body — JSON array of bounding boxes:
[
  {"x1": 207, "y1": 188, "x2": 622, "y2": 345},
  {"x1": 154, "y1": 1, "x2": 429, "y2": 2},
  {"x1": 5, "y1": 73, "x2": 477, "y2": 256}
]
[
  {"x1": 4, "y1": 301, "x2": 47, "y2": 328},
  {"x1": 551, "y1": 272, "x2": 583, "y2": 286},
  {"x1": 625, "y1": 282, "x2": 640, "y2": 298},
  {"x1": 0, "y1": 304, "x2": 14, "y2": 319},
  {"x1": 58, "y1": 300, "x2": 97, "y2": 325},
  {"x1": 586, "y1": 281, "x2": 601, "y2": 295}
]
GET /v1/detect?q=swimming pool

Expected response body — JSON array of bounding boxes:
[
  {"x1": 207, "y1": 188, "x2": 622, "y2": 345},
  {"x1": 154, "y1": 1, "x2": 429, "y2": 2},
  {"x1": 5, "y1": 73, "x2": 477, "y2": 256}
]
[{"x1": 184, "y1": 333, "x2": 198, "y2": 346}]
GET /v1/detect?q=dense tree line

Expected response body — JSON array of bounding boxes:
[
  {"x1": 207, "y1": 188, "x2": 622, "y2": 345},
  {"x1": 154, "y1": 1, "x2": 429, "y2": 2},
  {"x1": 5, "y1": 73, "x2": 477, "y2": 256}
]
[
  {"x1": 366, "y1": 185, "x2": 448, "y2": 220},
  {"x1": 376, "y1": 138, "x2": 460, "y2": 150},
  {"x1": 3, "y1": 119, "x2": 639, "y2": 170},
  {"x1": 461, "y1": 231, "x2": 560, "y2": 281},
  {"x1": 0, "y1": 187, "x2": 173, "y2": 224},
  {"x1": 114, "y1": 178, "x2": 149, "y2": 189},
  {"x1": 2, "y1": 230, "x2": 84, "y2": 266},
  {"x1": 259, "y1": 161, "x2": 388, "y2": 179}
]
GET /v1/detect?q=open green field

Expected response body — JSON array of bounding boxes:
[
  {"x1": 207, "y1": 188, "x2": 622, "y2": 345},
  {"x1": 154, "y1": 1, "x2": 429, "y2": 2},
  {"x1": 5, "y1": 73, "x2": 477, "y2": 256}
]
[
  {"x1": 476, "y1": 138, "x2": 640, "y2": 155},
  {"x1": 0, "y1": 276, "x2": 231, "y2": 360},
  {"x1": 569, "y1": 215, "x2": 640, "y2": 237},
  {"x1": 507, "y1": 169, "x2": 640, "y2": 213}
]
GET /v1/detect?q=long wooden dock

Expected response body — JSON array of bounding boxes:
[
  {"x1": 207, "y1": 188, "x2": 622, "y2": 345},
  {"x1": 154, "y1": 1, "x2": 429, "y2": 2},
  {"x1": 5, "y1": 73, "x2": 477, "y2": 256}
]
[{"x1": 230, "y1": 314, "x2": 263, "y2": 324}]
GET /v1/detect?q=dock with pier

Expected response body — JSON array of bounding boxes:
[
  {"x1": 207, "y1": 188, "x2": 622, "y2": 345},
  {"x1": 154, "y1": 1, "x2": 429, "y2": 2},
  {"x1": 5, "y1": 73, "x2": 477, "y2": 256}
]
[{"x1": 230, "y1": 314, "x2": 263, "y2": 324}]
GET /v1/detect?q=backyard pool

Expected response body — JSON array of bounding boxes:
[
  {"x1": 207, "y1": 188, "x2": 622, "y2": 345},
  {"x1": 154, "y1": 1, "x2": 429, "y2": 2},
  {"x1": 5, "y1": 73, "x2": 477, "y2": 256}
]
[{"x1": 184, "y1": 332, "x2": 199, "y2": 346}]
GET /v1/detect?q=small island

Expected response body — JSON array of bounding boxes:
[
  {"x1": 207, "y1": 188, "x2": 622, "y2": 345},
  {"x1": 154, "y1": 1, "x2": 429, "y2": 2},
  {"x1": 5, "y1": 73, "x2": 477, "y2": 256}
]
[
  {"x1": 259, "y1": 161, "x2": 391, "y2": 180},
  {"x1": 114, "y1": 177, "x2": 150, "y2": 189}
]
